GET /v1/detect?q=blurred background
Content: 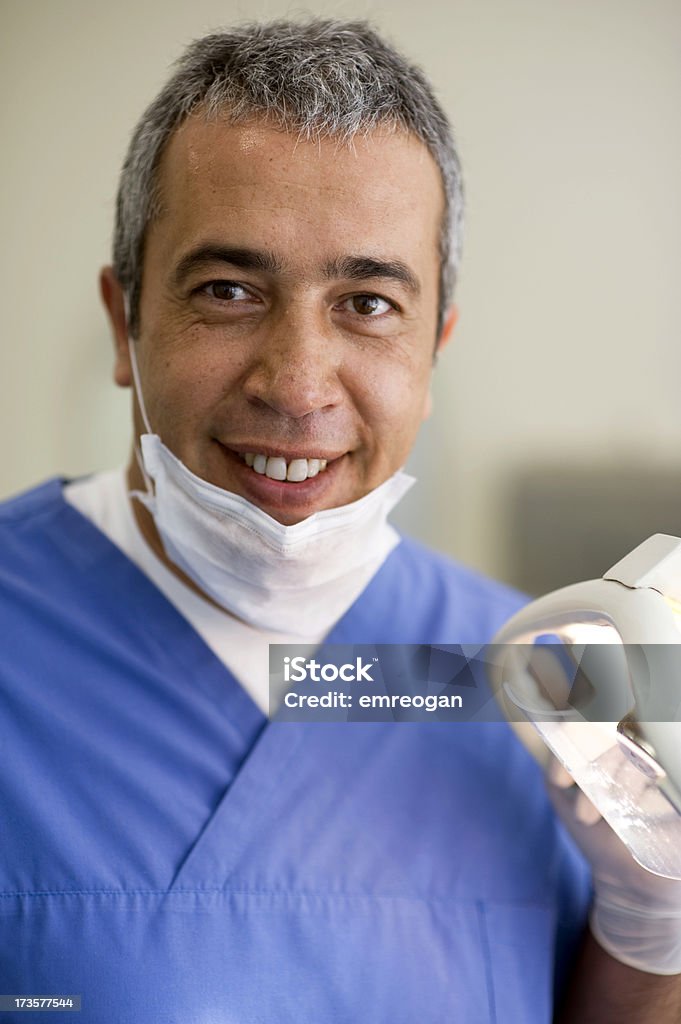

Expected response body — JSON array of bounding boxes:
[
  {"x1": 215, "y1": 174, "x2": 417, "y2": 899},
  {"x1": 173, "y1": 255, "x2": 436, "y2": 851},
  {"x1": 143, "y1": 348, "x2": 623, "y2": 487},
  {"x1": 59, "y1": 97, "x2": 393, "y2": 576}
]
[{"x1": 2, "y1": 0, "x2": 680, "y2": 595}]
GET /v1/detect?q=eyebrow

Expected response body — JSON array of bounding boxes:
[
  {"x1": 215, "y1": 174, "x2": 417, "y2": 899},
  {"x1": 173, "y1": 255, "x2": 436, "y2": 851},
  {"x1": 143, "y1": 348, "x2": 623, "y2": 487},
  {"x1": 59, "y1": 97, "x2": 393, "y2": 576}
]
[
  {"x1": 171, "y1": 244, "x2": 420, "y2": 296},
  {"x1": 171, "y1": 245, "x2": 284, "y2": 287},
  {"x1": 324, "y1": 255, "x2": 421, "y2": 296}
]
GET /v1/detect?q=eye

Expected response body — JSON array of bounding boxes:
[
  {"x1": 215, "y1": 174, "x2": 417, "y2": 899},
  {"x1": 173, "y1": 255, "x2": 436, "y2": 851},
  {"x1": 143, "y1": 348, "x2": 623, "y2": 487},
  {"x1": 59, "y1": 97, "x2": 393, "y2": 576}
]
[
  {"x1": 340, "y1": 294, "x2": 395, "y2": 317},
  {"x1": 201, "y1": 281, "x2": 253, "y2": 302}
]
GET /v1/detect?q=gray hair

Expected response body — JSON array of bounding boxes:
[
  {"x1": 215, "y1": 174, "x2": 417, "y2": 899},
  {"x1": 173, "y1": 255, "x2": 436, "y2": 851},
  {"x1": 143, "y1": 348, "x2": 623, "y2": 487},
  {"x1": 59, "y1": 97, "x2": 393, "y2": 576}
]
[{"x1": 113, "y1": 18, "x2": 464, "y2": 339}]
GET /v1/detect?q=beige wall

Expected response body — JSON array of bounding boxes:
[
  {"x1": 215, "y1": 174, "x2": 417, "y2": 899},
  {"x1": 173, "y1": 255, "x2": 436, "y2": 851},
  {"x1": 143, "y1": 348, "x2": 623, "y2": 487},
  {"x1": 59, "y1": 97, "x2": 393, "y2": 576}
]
[{"x1": 2, "y1": 0, "x2": 680, "y2": 581}]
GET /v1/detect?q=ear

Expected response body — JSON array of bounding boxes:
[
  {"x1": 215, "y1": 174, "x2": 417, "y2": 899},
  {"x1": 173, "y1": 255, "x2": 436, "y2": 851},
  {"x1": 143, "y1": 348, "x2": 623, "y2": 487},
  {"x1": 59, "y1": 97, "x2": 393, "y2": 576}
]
[
  {"x1": 423, "y1": 304, "x2": 459, "y2": 420},
  {"x1": 436, "y1": 303, "x2": 459, "y2": 357},
  {"x1": 100, "y1": 266, "x2": 132, "y2": 387}
]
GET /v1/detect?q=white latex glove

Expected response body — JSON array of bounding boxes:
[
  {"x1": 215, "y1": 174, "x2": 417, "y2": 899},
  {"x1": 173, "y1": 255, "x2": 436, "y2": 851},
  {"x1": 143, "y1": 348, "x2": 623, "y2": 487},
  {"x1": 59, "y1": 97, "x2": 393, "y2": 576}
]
[{"x1": 546, "y1": 757, "x2": 681, "y2": 975}]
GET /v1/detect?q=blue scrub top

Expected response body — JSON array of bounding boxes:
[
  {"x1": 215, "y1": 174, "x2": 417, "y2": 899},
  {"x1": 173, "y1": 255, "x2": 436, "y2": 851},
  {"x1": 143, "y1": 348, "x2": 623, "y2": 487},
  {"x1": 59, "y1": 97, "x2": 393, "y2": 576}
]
[{"x1": 0, "y1": 480, "x2": 591, "y2": 1023}]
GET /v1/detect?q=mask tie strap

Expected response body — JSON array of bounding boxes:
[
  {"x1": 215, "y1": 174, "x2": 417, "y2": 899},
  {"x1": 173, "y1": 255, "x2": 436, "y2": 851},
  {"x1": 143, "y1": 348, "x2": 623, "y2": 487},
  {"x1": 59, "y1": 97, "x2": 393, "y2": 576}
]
[{"x1": 124, "y1": 298, "x2": 154, "y2": 496}]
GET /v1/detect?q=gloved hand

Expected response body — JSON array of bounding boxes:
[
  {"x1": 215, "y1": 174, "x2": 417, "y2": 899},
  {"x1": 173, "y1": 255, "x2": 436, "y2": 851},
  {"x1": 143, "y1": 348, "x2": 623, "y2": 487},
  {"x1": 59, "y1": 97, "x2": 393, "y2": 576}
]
[{"x1": 546, "y1": 757, "x2": 681, "y2": 975}]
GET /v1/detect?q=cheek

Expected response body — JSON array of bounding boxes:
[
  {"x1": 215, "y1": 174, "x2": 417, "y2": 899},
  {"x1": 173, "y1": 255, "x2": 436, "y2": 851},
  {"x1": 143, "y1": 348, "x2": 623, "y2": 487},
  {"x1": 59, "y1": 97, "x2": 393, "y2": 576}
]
[
  {"x1": 147, "y1": 329, "x2": 248, "y2": 397},
  {"x1": 353, "y1": 359, "x2": 431, "y2": 452},
  {"x1": 141, "y1": 348, "x2": 233, "y2": 440}
]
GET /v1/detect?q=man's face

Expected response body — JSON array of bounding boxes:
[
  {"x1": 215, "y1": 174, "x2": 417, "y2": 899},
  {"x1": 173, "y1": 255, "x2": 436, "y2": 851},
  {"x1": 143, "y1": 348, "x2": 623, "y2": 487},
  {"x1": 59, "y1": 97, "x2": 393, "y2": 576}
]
[{"x1": 112, "y1": 115, "x2": 453, "y2": 525}]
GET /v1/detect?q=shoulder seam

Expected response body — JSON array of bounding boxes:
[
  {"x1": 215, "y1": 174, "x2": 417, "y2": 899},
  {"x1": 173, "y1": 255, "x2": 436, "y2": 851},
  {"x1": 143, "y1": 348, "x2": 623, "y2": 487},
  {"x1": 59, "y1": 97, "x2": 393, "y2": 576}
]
[{"x1": 0, "y1": 479, "x2": 65, "y2": 527}]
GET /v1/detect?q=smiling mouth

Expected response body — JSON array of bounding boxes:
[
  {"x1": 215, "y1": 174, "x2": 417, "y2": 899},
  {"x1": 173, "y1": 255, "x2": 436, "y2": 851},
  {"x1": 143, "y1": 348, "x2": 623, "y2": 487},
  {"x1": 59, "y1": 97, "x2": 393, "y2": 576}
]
[{"x1": 239, "y1": 452, "x2": 330, "y2": 482}]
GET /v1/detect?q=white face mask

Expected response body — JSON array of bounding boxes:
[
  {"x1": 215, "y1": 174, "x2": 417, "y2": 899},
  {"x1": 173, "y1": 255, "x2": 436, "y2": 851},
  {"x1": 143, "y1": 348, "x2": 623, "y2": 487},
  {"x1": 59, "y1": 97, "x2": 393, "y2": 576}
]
[{"x1": 127, "y1": 338, "x2": 414, "y2": 636}]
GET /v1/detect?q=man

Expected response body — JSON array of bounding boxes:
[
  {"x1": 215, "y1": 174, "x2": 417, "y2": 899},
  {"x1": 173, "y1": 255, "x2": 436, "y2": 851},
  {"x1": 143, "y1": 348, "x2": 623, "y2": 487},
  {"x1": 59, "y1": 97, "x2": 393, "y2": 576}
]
[{"x1": 1, "y1": 18, "x2": 679, "y2": 1022}]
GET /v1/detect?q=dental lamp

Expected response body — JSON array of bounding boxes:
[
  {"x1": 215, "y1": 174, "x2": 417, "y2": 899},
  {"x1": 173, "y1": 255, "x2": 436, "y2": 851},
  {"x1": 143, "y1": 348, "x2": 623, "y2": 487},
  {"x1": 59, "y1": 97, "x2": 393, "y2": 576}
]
[{"x1": 490, "y1": 534, "x2": 681, "y2": 879}]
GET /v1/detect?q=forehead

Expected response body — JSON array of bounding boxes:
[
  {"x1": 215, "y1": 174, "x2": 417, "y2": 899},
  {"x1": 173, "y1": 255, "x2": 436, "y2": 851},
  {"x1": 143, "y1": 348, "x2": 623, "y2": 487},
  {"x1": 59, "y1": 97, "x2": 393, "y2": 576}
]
[{"x1": 149, "y1": 114, "x2": 444, "y2": 285}]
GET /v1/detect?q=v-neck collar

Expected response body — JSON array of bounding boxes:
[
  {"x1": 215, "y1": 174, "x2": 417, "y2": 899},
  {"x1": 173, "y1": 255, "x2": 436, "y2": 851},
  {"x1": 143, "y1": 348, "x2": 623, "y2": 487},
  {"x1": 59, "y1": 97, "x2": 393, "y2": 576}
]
[{"x1": 41, "y1": 477, "x2": 408, "y2": 890}]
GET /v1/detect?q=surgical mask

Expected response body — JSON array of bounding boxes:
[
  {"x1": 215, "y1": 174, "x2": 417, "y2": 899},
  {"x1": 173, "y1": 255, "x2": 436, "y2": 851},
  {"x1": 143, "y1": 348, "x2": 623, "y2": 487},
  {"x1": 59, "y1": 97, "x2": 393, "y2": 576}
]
[{"x1": 127, "y1": 337, "x2": 414, "y2": 636}]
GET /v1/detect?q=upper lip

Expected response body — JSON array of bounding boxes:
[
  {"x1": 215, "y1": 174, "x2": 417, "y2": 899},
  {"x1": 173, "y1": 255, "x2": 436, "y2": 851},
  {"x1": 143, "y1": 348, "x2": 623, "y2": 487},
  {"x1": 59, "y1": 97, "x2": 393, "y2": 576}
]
[{"x1": 218, "y1": 441, "x2": 348, "y2": 461}]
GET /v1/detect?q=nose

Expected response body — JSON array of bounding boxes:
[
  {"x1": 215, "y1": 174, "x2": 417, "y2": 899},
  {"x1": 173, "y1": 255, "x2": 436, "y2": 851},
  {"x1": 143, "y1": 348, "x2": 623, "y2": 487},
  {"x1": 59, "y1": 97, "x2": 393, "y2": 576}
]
[{"x1": 241, "y1": 307, "x2": 344, "y2": 420}]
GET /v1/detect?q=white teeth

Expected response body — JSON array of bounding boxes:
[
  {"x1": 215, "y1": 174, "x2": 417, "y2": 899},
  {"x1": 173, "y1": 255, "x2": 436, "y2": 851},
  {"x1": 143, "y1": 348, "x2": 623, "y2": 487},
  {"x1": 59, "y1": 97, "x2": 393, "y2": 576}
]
[
  {"x1": 240, "y1": 452, "x2": 331, "y2": 481},
  {"x1": 265, "y1": 456, "x2": 287, "y2": 481},
  {"x1": 287, "y1": 458, "x2": 309, "y2": 482}
]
